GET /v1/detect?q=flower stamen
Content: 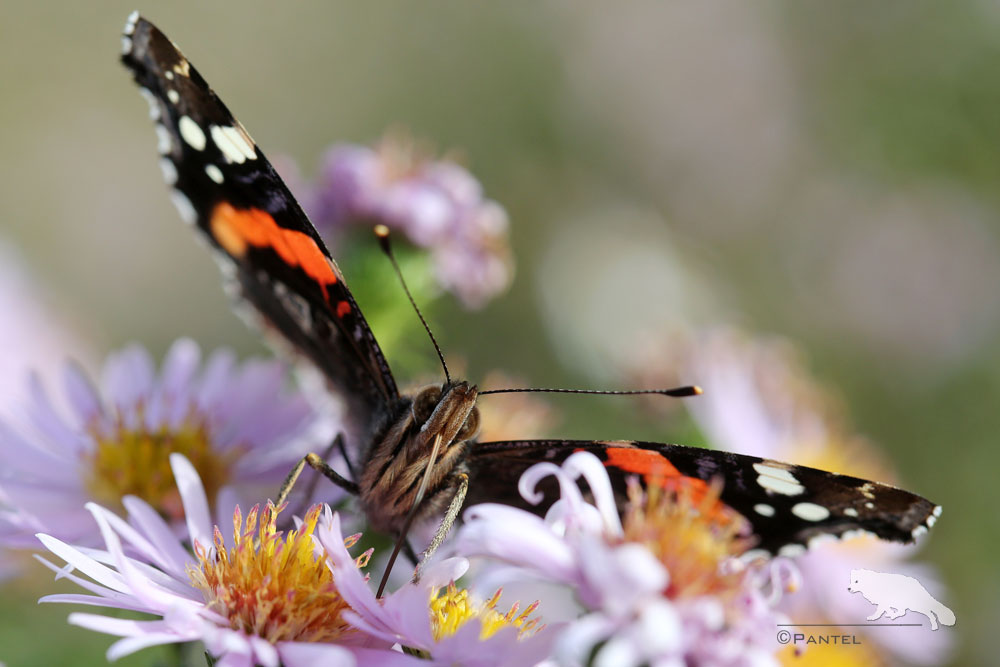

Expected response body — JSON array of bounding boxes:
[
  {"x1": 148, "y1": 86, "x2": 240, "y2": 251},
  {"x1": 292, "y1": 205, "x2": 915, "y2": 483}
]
[
  {"x1": 622, "y1": 479, "x2": 752, "y2": 599},
  {"x1": 430, "y1": 583, "x2": 544, "y2": 642},
  {"x1": 188, "y1": 503, "x2": 362, "y2": 644}
]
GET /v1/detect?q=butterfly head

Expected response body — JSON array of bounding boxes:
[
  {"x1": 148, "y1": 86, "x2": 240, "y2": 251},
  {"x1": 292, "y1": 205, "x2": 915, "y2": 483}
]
[
  {"x1": 412, "y1": 382, "x2": 481, "y2": 445},
  {"x1": 359, "y1": 381, "x2": 480, "y2": 534}
]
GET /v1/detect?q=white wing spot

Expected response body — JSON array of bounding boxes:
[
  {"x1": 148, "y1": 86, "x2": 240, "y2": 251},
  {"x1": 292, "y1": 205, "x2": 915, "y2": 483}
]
[
  {"x1": 121, "y1": 36, "x2": 133, "y2": 55},
  {"x1": 165, "y1": 70, "x2": 174, "y2": 81},
  {"x1": 753, "y1": 503, "x2": 775, "y2": 517},
  {"x1": 210, "y1": 125, "x2": 257, "y2": 164},
  {"x1": 228, "y1": 125, "x2": 256, "y2": 159},
  {"x1": 159, "y1": 158, "x2": 177, "y2": 185},
  {"x1": 155, "y1": 124, "x2": 172, "y2": 154},
  {"x1": 844, "y1": 507, "x2": 859, "y2": 517},
  {"x1": 752, "y1": 462, "x2": 805, "y2": 496},
  {"x1": 791, "y1": 502, "x2": 830, "y2": 522},
  {"x1": 807, "y1": 533, "x2": 838, "y2": 549},
  {"x1": 124, "y1": 11, "x2": 139, "y2": 35},
  {"x1": 205, "y1": 164, "x2": 224, "y2": 184},
  {"x1": 167, "y1": 89, "x2": 180, "y2": 104},
  {"x1": 210, "y1": 125, "x2": 244, "y2": 164},
  {"x1": 865, "y1": 502, "x2": 875, "y2": 510},
  {"x1": 912, "y1": 525, "x2": 928, "y2": 539},
  {"x1": 178, "y1": 116, "x2": 206, "y2": 151},
  {"x1": 139, "y1": 87, "x2": 160, "y2": 121},
  {"x1": 778, "y1": 544, "x2": 806, "y2": 558},
  {"x1": 169, "y1": 190, "x2": 197, "y2": 224}
]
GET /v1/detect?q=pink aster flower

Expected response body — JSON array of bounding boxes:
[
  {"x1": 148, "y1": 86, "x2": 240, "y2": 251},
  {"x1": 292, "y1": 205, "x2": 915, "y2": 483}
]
[
  {"x1": 36, "y1": 454, "x2": 412, "y2": 667},
  {"x1": 302, "y1": 133, "x2": 514, "y2": 309},
  {"x1": 455, "y1": 451, "x2": 794, "y2": 666},
  {"x1": 326, "y1": 544, "x2": 553, "y2": 667},
  {"x1": 674, "y1": 328, "x2": 952, "y2": 665},
  {"x1": 0, "y1": 338, "x2": 335, "y2": 553}
]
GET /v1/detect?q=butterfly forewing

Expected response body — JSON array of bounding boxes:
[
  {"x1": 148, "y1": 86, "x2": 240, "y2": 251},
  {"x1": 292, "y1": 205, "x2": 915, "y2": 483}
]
[{"x1": 121, "y1": 15, "x2": 399, "y2": 443}]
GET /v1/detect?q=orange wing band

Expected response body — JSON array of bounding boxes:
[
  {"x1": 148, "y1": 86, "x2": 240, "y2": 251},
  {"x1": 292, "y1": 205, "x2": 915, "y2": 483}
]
[
  {"x1": 210, "y1": 202, "x2": 337, "y2": 299},
  {"x1": 604, "y1": 447, "x2": 733, "y2": 522}
]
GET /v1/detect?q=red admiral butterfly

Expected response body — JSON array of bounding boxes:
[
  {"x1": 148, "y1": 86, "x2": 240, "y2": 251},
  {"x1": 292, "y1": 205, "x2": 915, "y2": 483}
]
[{"x1": 120, "y1": 14, "x2": 940, "y2": 562}]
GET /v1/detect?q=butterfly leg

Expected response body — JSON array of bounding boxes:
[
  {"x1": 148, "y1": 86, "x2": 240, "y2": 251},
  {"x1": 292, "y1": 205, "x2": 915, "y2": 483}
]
[
  {"x1": 413, "y1": 472, "x2": 469, "y2": 582},
  {"x1": 284, "y1": 434, "x2": 350, "y2": 515},
  {"x1": 275, "y1": 451, "x2": 360, "y2": 509}
]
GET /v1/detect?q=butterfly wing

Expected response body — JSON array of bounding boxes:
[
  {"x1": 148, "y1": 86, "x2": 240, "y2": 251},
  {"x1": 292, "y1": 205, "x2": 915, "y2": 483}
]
[
  {"x1": 469, "y1": 439, "x2": 940, "y2": 555},
  {"x1": 121, "y1": 15, "x2": 400, "y2": 443}
]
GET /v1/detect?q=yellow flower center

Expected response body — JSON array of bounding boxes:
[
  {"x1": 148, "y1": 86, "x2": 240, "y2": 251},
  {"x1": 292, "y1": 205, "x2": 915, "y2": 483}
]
[
  {"x1": 86, "y1": 409, "x2": 236, "y2": 519},
  {"x1": 778, "y1": 635, "x2": 887, "y2": 666},
  {"x1": 622, "y1": 481, "x2": 751, "y2": 600},
  {"x1": 430, "y1": 583, "x2": 543, "y2": 642},
  {"x1": 188, "y1": 503, "x2": 367, "y2": 644}
]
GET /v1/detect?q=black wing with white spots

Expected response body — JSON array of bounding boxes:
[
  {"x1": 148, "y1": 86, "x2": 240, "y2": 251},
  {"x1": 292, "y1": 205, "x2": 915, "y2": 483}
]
[
  {"x1": 121, "y1": 14, "x2": 402, "y2": 444},
  {"x1": 468, "y1": 439, "x2": 941, "y2": 555}
]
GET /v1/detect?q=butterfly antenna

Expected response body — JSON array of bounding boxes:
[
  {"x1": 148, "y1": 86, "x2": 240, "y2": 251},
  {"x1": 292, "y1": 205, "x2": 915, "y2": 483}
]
[
  {"x1": 375, "y1": 225, "x2": 451, "y2": 384},
  {"x1": 479, "y1": 385, "x2": 703, "y2": 397}
]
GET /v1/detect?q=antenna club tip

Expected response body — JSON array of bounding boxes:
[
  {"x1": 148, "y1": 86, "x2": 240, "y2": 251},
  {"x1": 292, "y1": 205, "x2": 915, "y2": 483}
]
[
  {"x1": 661, "y1": 385, "x2": 702, "y2": 397},
  {"x1": 374, "y1": 224, "x2": 392, "y2": 254}
]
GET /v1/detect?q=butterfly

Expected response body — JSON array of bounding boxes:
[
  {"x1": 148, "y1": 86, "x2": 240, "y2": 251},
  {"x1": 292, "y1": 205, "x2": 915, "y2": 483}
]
[{"x1": 120, "y1": 13, "x2": 940, "y2": 563}]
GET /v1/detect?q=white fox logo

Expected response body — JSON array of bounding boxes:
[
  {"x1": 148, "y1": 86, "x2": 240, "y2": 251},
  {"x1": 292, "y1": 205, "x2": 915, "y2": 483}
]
[{"x1": 848, "y1": 569, "x2": 955, "y2": 631}]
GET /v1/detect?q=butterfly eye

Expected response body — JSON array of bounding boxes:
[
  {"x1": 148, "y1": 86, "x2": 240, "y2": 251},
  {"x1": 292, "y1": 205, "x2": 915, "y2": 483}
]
[
  {"x1": 456, "y1": 407, "x2": 480, "y2": 442},
  {"x1": 412, "y1": 385, "x2": 443, "y2": 424}
]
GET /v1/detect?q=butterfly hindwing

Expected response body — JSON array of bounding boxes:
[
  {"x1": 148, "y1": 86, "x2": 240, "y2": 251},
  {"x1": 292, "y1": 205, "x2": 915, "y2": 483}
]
[
  {"x1": 121, "y1": 14, "x2": 400, "y2": 441},
  {"x1": 469, "y1": 439, "x2": 940, "y2": 555}
]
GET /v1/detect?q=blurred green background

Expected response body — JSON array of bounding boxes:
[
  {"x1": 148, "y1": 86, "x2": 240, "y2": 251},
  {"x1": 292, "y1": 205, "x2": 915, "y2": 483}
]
[{"x1": 1, "y1": 2, "x2": 997, "y2": 665}]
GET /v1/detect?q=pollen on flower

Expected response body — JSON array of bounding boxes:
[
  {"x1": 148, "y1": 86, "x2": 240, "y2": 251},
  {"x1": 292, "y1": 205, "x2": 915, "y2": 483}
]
[
  {"x1": 188, "y1": 502, "x2": 366, "y2": 644},
  {"x1": 622, "y1": 479, "x2": 753, "y2": 600},
  {"x1": 86, "y1": 409, "x2": 236, "y2": 519},
  {"x1": 430, "y1": 583, "x2": 544, "y2": 642},
  {"x1": 778, "y1": 637, "x2": 886, "y2": 666}
]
